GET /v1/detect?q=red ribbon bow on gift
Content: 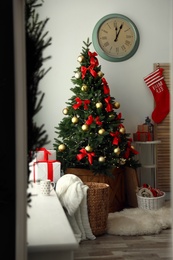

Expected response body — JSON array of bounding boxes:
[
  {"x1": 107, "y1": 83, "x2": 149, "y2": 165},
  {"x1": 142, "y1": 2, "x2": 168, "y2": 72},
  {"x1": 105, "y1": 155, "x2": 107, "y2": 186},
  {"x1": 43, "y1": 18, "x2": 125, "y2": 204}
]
[
  {"x1": 76, "y1": 148, "x2": 95, "y2": 165},
  {"x1": 33, "y1": 160, "x2": 57, "y2": 182},
  {"x1": 136, "y1": 131, "x2": 152, "y2": 141},
  {"x1": 73, "y1": 97, "x2": 90, "y2": 110},
  {"x1": 36, "y1": 147, "x2": 52, "y2": 160},
  {"x1": 85, "y1": 115, "x2": 102, "y2": 125},
  {"x1": 33, "y1": 148, "x2": 59, "y2": 182}
]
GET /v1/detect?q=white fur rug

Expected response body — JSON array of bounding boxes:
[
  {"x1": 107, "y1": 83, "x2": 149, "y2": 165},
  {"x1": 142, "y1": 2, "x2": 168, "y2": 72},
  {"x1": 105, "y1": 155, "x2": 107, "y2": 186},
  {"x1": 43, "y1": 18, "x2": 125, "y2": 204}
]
[{"x1": 107, "y1": 206, "x2": 172, "y2": 236}]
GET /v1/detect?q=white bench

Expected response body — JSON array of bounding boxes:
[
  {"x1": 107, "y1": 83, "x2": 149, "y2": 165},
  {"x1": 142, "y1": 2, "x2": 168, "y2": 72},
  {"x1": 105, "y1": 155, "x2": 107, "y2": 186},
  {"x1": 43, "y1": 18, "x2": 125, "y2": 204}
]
[{"x1": 27, "y1": 183, "x2": 78, "y2": 260}]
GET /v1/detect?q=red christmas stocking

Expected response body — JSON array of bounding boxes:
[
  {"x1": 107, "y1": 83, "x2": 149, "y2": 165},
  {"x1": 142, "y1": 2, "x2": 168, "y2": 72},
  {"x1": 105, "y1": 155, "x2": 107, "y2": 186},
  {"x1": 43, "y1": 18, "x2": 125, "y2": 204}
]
[{"x1": 144, "y1": 68, "x2": 170, "y2": 123}]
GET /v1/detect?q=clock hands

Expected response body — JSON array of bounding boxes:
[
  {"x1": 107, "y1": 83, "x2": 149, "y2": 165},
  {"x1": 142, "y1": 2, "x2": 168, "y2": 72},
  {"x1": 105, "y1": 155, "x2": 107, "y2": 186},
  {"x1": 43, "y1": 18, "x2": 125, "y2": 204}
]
[
  {"x1": 115, "y1": 26, "x2": 118, "y2": 37},
  {"x1": 114, "y1": 22, "x2": 118, "y2": 37},
  {"x1": 114, "y1": 23, "x2": 124, "y2": 42}
]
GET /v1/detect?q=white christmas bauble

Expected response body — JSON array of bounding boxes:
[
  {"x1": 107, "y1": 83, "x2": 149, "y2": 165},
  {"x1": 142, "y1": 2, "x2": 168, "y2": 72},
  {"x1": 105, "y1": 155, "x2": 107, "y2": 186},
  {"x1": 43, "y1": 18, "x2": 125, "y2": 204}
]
[
  {"x1": 75, "y1": 71, "x2": 81, "y2": 79},
  {"x1": 77, "y1": 55, "x2": 84, "y2": 62}
]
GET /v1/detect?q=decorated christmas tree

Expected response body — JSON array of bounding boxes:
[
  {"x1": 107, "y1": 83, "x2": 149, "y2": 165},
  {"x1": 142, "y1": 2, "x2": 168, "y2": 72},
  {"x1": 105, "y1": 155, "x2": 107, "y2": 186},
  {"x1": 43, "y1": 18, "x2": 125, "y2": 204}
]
[{"x1": 53, "y1": 39, "x2": 140, "y2": 176}]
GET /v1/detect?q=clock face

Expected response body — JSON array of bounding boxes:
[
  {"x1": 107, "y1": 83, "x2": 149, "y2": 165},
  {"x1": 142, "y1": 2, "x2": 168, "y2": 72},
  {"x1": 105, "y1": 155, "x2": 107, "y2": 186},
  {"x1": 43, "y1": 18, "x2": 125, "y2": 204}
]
[{"x1": 92, "y1": 14, "x2": 140, "y2": 62}]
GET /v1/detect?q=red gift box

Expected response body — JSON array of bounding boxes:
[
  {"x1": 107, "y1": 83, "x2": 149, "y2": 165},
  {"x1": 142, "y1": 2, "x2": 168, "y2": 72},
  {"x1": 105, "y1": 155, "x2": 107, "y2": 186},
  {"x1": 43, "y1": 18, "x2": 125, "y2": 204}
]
[
  {"x1": 137, "y1": 125, "x2": 149, "y2": 132},
  {"x1": 133, "y1": 132, "x2": 153, "y2": 142}
]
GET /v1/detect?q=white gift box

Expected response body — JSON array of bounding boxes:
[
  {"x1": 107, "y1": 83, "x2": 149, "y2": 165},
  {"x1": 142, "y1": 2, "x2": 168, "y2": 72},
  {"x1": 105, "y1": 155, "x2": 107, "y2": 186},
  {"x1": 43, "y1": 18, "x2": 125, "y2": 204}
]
[
  {"x1": 29, "y1": 161, "x2": 61, "y2": 183},
  {"x1": 33, "y1": 148, "x2": 56, "y2": 161}
]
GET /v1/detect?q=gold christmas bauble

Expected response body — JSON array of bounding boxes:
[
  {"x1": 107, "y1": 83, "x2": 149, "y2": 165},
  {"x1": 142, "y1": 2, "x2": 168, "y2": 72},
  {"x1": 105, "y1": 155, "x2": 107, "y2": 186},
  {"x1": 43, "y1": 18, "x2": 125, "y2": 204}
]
[
  {"x1": 58, "y1": 144, "x2": 66, "y2": 151},
  {"x1": 85, "y1": 145, "x2": 93, "y2": 152},
  {"x1": 75, "y1": 71, "x2": 81, "y2": 79},
  {"x1": 109, "y1": 114, "x2": 114, "y2": 118},
  {"x1": 98, "y1": 156, "x2": 106, "y2": 162},
  {"x1": 81, "y1": 84, "x2": 88, "y2": 92},
  {"x1": 119, "y1": 127, "x2": 125, "y2": 134},
  {"x1": 71, "y1": 116, "x2": 78, "y2": 124},
  {"x1": 81, "y1": 124, "x2": 89, "y2": 131},
  {"x1": 119, "y1": 158, "x2": 126, "y2": 165},
  {"x1": 97, "y1": 71, "x2": 104, "y2": 77},
  {"x1": 114, "y1": 102, "x2": 120, "y2": 109},
  {"x1": 114, "y1": 147, "x2": 121, "y2": 155},
  {"x1": 77, "y1": 55, "x2": 84, "y2": 63},
  {"x1": 96, "y1": 102, "x2": 103, "y2": 109},
  {"x1": 98, "y1": 128, "x2": 105, "y2": 135},
  {"x1": 63, "y1": 108, "x2": 68, "y2": 115}
]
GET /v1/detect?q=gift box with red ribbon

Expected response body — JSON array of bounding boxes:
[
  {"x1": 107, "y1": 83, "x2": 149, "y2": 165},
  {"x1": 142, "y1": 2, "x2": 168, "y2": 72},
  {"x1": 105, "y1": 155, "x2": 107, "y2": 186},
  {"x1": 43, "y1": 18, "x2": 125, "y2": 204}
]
[
  {"x1": 29, "y1": 148, "x2": 61, "y2": 183},
  {"x1": 34, "y1": 148, "x2": 56, "y2": 161},
  {"x1": 29, "y1": 160, "x2": 61, "y2": 183},
  {"x1": 137, "y1": 125, "x2": 149, "y2": 132},
  {"x1": 133, "y1": 132, "x2": 153, "y2": 142}
]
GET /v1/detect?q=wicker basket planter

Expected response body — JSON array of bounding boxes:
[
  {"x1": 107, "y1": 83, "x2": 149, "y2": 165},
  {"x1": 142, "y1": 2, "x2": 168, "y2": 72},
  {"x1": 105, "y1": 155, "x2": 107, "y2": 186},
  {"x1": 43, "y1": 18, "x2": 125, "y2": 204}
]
[
  {"x1": 65, "y1": 167, "x2": 126, "y2": 212},
  {"x1": 136, "y1": 192, "x2": 166, "y2": 210},
  {"x1": 85, "y1": 182, "x2": 109, "y2": 236}
]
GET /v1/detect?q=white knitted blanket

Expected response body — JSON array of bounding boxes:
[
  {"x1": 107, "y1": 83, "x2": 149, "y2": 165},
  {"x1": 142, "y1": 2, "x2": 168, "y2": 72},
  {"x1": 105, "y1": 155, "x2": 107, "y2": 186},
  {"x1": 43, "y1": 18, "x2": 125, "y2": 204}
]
[{"x1": 56, "y1": 174, "x2": 96, "y2": 243}]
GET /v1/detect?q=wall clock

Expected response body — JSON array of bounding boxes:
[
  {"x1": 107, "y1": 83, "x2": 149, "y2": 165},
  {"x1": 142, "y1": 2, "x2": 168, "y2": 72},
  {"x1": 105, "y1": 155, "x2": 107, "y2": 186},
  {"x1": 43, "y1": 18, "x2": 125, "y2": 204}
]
[{"x1": 92, "y1": 13, "x2": 140, "y2": 62}]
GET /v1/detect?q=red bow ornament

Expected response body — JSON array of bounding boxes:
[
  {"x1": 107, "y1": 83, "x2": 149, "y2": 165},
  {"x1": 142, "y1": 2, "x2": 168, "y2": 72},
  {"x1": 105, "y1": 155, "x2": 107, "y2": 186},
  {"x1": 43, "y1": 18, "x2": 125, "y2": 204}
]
[
  {"x1": 102, "y1": 78, "x2": 110, "y2": 94},
  {"x1": 116, "y1": 113, "x2": 122, "y2": 120},
  {"x1": 123, "y1": 141, "x2": 139, "y2": 159},
  {"x1": 85, "y1": 115, "x2": 102, "y2": 126},
  {"x1": 95, "y1": 116, "x2": 102, "y2": 125},
  {"x1": 85, "y1": 115, "x2": 94, "y2": 125},
  {"x1": 76, "y1": 148, "x2": 95, "y2": 165},
  {"x1": 88, "y1": 51, "x2": 99, "y2": 67},
  {"x1": 104, "y1": 96, "x2": 113, "y2": 112},
  {"x1": 110, "y1": 131, "x2": 120, "y2": 145},
  {"x1": 81, "y1": 65, "x2": 98, "y2": 79},
  {"x1": 73, "y1": 97, "x2": 90, "y2": 110}
]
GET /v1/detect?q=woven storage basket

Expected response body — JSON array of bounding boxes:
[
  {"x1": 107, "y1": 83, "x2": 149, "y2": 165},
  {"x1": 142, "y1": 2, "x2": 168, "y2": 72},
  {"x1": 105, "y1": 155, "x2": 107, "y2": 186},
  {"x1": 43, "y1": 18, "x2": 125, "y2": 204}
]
[
  {"x1": 85, "y1": 182, "x2": 110, "y2": 236},
  {"x1": 65, "y1": 167, "x2": 125, "y2": 212},
  {"x1": 136, "y1": 192, "x2": 166, "y2": 210}
]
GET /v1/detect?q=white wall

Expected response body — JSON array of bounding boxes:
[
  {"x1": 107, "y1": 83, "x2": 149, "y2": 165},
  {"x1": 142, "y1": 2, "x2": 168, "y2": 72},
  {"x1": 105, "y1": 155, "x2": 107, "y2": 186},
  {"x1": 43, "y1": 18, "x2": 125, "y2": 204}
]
[{"x1": 36, "y1": 0, "x2": 172, "y2": 149}]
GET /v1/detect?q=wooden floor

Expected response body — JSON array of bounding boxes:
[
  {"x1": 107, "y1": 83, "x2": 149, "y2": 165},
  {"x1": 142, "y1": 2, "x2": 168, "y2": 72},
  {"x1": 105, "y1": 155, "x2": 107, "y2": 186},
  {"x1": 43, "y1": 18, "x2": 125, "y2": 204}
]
[{"x1": 74, "y1": 229, "x2": 172, "y2": 259}]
